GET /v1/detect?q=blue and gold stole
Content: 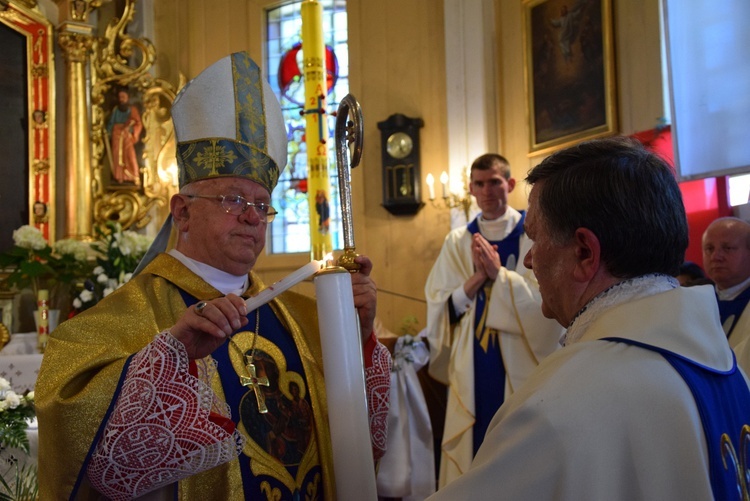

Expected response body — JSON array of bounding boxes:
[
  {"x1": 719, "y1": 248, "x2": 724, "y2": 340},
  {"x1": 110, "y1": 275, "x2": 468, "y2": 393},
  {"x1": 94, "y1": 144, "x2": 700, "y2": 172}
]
[
  {"x1": 467, "y1": 212, "x2": 526, "y2": 456},
  {"x1": 604, "y1": 337, "x2": 750, "y2": 499}
]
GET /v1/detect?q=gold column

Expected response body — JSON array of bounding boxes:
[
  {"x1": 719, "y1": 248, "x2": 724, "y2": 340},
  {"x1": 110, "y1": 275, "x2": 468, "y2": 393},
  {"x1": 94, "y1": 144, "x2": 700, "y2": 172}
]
[{"x1": 58, "y1": 22, "x2": 94, "y2": 240}]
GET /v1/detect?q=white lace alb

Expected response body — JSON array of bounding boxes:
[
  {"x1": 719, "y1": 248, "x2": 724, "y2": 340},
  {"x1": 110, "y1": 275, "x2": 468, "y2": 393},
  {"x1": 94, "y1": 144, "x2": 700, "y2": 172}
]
[{"x1": 562, "y1": 274, "x2": 678, "y2": 346}]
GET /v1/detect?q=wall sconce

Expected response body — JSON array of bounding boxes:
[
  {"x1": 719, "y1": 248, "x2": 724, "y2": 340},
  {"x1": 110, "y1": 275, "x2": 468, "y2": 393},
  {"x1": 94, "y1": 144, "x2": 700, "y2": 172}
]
[
  {"x1": 377, "y1": 113, "x2": 425, "y2": 216},
  {"x1": 426, "y1": 168, "x2": 474, "y2": 222}
]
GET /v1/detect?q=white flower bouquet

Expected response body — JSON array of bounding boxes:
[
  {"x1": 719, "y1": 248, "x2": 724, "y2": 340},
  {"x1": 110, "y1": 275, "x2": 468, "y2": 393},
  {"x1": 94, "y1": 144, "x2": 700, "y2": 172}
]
[
  {"x1": 0, "y1": 378, "x2": 37, "y2": 500},
  {"x1": 0, "y1": 378, "x2": 34, "y2": 454},
  {"x1": 72, "y1": 222, "x2": 152, "y2": 314},
  {"x1": 0, "y1": 225, "x2": 91, "y2": 310}
]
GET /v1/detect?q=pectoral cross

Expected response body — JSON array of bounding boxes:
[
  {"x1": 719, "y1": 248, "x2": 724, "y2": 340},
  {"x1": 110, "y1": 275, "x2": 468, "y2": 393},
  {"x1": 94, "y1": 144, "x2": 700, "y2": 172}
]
[{"x1": 240, "y1": 355, "x2": 270, "y2": 414}]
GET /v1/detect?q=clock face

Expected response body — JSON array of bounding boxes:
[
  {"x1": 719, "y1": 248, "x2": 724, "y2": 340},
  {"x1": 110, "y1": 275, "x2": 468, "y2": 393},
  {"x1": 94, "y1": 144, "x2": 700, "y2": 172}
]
[{"x1": 386, "y1": 132, "x2": 414, "y2": 159}]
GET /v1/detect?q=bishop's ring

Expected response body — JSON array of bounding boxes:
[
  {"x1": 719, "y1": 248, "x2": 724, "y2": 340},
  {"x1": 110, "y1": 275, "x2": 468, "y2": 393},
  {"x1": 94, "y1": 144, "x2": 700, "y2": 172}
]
[{"x1": 195, "y1": 301, "x2": 208, "y2": 315}]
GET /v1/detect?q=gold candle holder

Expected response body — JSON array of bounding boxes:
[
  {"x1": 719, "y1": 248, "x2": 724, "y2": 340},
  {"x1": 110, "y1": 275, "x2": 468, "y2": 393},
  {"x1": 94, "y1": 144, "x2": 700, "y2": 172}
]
[{"x1": 37, "y1": 289, "x2": 50, "y2": 353}]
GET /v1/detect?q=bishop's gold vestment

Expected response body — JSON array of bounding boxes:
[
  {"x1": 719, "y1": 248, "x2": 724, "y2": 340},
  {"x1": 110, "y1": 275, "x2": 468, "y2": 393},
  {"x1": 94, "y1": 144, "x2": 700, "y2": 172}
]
[{"x1": 36, "y1": 254, "x2": 336, "y2": 500}]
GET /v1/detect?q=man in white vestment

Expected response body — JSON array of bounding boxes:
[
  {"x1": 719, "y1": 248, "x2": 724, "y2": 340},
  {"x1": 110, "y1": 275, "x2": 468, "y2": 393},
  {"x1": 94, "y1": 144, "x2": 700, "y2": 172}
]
[
  {"x1": 702, "y1": 216, "x2": 750, "y2": 350},
  {"x1": 428, "y1": 137, "x2": 750, "y2": 500},
  {"x1": 424, "y1": 153, "x2": 562, "y2": 487}
]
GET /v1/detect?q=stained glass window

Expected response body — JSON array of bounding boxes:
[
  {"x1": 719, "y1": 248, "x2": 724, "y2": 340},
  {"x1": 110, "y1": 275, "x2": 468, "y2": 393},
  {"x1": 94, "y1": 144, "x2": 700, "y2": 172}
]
[{"x1": 266, "y1": 0, "x2": 348, "y2": 254}]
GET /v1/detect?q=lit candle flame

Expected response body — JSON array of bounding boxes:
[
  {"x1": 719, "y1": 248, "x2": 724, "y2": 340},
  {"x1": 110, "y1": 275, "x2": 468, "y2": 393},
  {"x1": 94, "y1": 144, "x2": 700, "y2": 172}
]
[
  {"x1": 440, "y1": 171, "x2": 449, "y2": 199},
  {"x1": 426, "y1": 173, "x2": 436, "y2": 200}
]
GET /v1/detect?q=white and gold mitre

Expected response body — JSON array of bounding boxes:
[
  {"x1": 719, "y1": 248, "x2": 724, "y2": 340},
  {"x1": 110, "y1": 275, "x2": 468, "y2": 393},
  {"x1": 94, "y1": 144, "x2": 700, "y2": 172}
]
[{"x1": 171, "y1": 51, "x2": 288, "y2": 194}]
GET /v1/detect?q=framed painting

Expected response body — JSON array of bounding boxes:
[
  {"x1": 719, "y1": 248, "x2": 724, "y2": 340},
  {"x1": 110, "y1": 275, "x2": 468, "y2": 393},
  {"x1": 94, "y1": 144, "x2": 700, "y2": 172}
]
[{"x1": 523, "y1": 0, "x2": 617, "y2": 155}]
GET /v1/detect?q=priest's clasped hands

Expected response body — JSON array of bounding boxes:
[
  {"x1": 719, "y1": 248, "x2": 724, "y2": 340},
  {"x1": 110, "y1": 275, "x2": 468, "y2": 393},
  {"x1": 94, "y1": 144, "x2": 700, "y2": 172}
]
[{"x1": 472, "y1": 233, "x2": 502, "y2": 281}]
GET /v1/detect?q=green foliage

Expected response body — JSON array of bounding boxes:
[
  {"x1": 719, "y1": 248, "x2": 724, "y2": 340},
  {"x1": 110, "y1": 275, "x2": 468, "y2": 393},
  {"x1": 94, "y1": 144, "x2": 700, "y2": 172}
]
[
  {"x1": 0, "y1": 393, "x2": 35, "y2": 455},
  {"x1": 399, "y1": 315, "x2": 420, "y2": 336},
  {"x1": 0, "y1": 460, "x2": 38, "y2": 501},
  {"x1": 0, "y1": 245, "x2": 58, "y2": 295},
  {"x1": 0, "y1": 427, "x2": 29, "y2": 458},
  {"x1": 0, "y1": 383, "x2": 36, "y2": 501}
]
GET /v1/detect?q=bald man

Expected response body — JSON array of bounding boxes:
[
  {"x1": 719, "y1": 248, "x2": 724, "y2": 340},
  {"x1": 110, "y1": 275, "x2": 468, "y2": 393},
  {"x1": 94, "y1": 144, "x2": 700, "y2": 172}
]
[{"x1": 702, "y1": 217, "x2": 750, "y2": 348}]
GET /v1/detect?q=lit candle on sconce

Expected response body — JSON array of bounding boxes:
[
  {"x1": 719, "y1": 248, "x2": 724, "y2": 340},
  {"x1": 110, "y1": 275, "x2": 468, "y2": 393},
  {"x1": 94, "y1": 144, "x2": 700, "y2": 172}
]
[
  {"x1": 440, "y1": 171, "x2": 449, "y2": 199},
  {"x1": 426, "y1": 173, "x2": 436, "y2": 201}
]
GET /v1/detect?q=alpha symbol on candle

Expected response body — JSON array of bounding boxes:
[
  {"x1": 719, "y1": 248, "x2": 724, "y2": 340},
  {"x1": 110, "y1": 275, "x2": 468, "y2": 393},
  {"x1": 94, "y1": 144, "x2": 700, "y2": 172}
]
[{"x1": 241, "y1": 356, "x2": 270, "y2": 414}]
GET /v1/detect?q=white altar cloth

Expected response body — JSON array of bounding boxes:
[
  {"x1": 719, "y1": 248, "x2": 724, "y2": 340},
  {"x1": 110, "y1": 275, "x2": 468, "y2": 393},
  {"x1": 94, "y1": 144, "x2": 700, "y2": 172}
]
[{"x1": 0, "y1": 332, "x2": 43, "y2": 393}]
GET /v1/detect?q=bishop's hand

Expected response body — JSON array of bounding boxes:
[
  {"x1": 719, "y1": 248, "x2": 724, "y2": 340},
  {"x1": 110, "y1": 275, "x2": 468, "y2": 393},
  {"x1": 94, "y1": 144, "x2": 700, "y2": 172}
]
[
  {"x1": 171, "y1": 293, "x2": 249, "y2": 359},
  {"x1": 351, "y1": 255, "x2": 377, "y2": 343}
]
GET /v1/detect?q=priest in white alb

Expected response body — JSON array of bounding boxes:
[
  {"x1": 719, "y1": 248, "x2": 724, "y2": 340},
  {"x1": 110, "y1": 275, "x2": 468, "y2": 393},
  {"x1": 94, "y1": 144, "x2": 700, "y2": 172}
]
[{"x1": 424, "y1": 153, "x2": 562, "y2": 487}]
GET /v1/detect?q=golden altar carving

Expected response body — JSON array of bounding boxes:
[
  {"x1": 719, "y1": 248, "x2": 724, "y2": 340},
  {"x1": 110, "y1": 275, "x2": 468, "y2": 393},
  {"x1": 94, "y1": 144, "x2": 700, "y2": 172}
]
[
  {"x1": 88, "y1": 0, "x2": 180, "y2": 231},
  {"x1": 1, "y1": 0, "x2": 180, "y2": 239}
]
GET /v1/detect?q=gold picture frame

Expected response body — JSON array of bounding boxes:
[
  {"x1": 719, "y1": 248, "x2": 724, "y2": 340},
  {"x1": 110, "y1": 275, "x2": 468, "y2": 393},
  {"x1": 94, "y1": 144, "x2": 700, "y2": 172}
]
[
  {"x1": 0, "y1": 0, "x2": 56, "y2": 242},
  {"x1": 0, "y1": 295, "x2": 13, "y2": 339},
  {"x1": 523, "y1": 0, "x2": 617, "y2": 155}
]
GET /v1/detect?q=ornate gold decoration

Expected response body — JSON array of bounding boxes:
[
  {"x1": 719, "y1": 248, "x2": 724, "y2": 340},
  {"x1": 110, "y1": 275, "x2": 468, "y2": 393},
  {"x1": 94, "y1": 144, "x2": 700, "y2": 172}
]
[
  {"x1": 31, "y1": 62, "x2": 47, "y2": 77},
  {"x1": 70, "y1": 0, "x2": 101, "y2": 22},
  {"x1": 93, "y1": 189, "x2": 160, "y2": 229},
  {"x1": 89, "y1": 0, "x2": 178, "y2": 231},
  {"x1": 1, "y1": 0, "x2": 56, "y2": 242},
  {"x1": 0, "y1": 0, "x2": 37, "y2": 14},
  {"x1": 32, "y1": 109, "x2": 48, "y2": 128},
  {"x1": 0, "y1": 9, "x2": 25, "y2": 23},
  {"x1": 33, "y1": 158, "x2": 50, "y2": 174},
  {"x1": 58, "y1": 30, "x2": 94, "y2": 63},
  {"x1": 0, "y1": 323, "x2": 9, "y2": 350},
  {"x1": 721, "y1": 426, "x2": 750, "y2": 500},
  {"x1": 0, "y1": 296, "x2": 13, "y2": 337},
  {"x1": 428, "y1": 167, "x2": 475, "y2": 222},
  {"x1": 13, "y1": 0, "x2": 36, "y2": 9}
]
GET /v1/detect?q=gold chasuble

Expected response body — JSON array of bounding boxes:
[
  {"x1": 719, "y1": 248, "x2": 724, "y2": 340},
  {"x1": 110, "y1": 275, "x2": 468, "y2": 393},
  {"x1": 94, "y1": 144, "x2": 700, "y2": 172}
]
[{"x1": 36, "y1": 253, "x2": 336, "y2": 500}]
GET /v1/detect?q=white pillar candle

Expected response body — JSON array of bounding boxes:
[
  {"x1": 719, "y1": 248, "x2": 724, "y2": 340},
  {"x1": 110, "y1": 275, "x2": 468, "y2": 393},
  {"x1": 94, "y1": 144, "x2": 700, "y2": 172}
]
[
  {"x1": 440, "y1": 170, "x2": 449, "y2": 199},
  {"x1": 426, "y1": 173, "x2": 436, "y2": 200},
  {"x1": 244, "y1": 259, "x2": 324, "y2": 312},
  {"x1": 314, "y1": 267, "x2": 377, "y2": 501}
]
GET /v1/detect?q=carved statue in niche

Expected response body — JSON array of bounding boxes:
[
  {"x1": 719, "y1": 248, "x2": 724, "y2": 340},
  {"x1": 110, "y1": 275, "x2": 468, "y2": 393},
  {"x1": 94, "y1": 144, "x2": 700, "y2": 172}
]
[
  {"x1": 105, "y1": 85, "x2": 143, "y2": 185},
  {"x1": 32, "y1": 109, "x2": 47, "y2": 128},
  {"x1": 89, "y1": 0, "x2": 179, "y2": 232}
]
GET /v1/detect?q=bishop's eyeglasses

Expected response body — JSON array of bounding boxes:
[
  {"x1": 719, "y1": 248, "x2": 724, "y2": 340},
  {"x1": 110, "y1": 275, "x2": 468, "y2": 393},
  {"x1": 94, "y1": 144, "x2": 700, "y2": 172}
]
[{"x1": 186, "y1": 194, "x2": 278, "y2": 223}]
